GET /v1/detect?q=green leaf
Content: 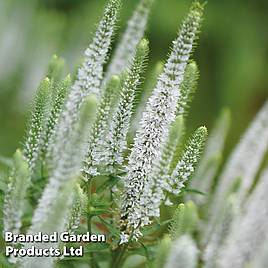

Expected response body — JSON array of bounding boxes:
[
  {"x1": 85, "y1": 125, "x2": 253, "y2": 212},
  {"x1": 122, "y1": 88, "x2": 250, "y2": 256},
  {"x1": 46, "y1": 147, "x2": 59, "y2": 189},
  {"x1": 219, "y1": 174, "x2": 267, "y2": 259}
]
[
  {"x1": 183, "y1": 188, "x2": 206, "y2": 196},
  {"x1": 84, "y1": 242, "x2": 110, "y2": 253},
  {"x1": 96, "y1": 175, "x2": 120, "y2": 194},
  {"x1": 97, "y1": 216, "x2": 120, "y2": 238},
  {"x1": 128, "y1": 243, "x2": 155, "y2": 259}
]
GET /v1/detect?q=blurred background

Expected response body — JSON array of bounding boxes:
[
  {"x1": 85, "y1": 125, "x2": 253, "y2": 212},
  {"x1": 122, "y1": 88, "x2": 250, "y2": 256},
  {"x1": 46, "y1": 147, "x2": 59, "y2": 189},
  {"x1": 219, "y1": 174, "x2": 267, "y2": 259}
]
[{"x1": 0, "y1": 0, "x2": 268, "y2": 158}]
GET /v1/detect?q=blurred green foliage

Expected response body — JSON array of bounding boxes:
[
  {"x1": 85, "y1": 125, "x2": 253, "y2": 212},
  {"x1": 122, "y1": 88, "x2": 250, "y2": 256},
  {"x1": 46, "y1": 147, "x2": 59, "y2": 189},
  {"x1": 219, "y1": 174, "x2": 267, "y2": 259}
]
[{"x1": 0, "y1": 0, "x2": 268, "y2": 158}]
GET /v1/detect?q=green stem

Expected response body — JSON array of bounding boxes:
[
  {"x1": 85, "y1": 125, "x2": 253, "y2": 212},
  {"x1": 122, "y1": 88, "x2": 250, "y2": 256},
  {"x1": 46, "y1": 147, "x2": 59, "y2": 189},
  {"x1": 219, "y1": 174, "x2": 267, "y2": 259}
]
[
  {"x1": 112, "y1": 243, "x2": 128, "y2": 268},
  {"x1": 87, "y1": 178, "x2": 92, "y2": 230},
  {"x1": 109, "y1": 174, "x2": 114, "y2": 225},
  {"x1": 111, "y1": 229, "x2": 135, "y2": 268},
  {"x1": 87, "y1": 178, "x2": 97, "y2": 268}
]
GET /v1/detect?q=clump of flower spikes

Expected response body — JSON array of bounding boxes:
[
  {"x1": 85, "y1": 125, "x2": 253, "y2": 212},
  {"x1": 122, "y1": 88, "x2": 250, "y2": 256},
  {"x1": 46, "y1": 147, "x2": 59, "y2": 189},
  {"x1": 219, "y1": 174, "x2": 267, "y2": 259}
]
[
  {"x1": 29, "y1": 96, "x2": 97, "y2": 233},
  {"x1": 203, "y1": 100, "x2": 268, "y2": 246},
  {"x1": 191, "y1": 99, "x2": 268, "y2": 268},
  {"x1": 5, "y1": 1, "x2": 122, "y2": 261},
  {"x1": 83, "y1": 39, "x2": 149, "y2": 178},
  {"x1": 142, "y1": 126, "x2": 207, "y2": 223},
  {"x1": 4, "y1": 0, "x2": 155, "y2": 249},
  {"x1": 120, "y1": 1, "x2": 205, "y2": 243},
  {"x1": 102, "y1": 39, "x2": 149, "y2": 172},
  {"x1": 21, "y1": 96, "x2": 97, "y2": 268},
  {"x1": 2, "y1": 1, "x2": 213, "y2": 266}
]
